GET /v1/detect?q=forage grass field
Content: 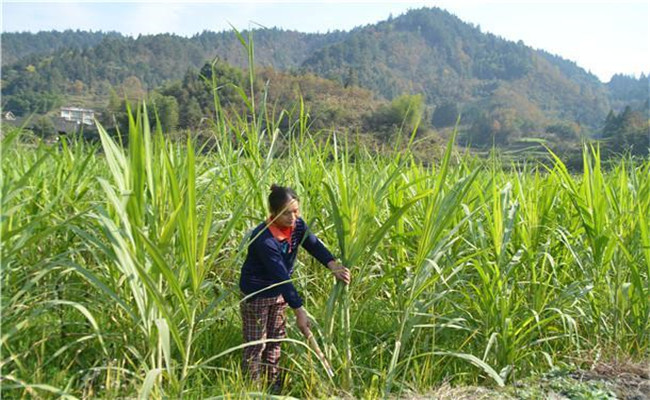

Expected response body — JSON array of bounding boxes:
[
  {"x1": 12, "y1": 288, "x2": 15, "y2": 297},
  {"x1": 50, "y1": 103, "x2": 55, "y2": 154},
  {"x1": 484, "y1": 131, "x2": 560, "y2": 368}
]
[
  {"x1": 2, "y1": 109, "x2": 648, "y2": 399},
  {"x1": 2, "y1": 35, "x2": 649, "y2": 399}
]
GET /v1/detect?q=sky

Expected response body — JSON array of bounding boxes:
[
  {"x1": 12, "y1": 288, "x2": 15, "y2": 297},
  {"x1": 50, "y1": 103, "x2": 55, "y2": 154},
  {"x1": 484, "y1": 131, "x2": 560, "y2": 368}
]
[{"x1": 2, "y1": 1, "x2": 648, "y2": 83}]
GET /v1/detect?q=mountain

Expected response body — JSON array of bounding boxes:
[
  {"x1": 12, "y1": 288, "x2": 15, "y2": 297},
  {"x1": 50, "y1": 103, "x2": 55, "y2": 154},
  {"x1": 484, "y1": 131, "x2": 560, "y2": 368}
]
[
  {"x1": 301, "y1": 8, "x2": 611, "y2": 134},
  {"x1": 2, "y1": 7, "x2": 646, "y2": 148}
]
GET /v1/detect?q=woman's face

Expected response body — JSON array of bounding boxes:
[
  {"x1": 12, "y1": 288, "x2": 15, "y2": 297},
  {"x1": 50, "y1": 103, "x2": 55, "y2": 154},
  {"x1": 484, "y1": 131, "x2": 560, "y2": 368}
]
[{"x1": 273, "y1": 199, "x2": 300, "y2": 228}]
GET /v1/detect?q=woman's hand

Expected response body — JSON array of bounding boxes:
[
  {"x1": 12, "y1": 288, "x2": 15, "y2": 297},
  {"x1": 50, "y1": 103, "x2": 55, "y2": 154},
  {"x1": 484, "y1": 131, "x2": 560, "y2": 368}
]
[
  {"x1": 327, "y1": 260, "x2": 351, "y2": 285},
  {"x1": 294, "y1": 307, "x2": 311, "y2": 337}
]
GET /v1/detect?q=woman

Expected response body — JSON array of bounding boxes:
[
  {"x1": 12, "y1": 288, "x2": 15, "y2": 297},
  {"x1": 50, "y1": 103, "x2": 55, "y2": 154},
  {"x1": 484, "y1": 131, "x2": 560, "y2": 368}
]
[{"x1": 239, "y1": 184, "x2": 350, "y2": 391}]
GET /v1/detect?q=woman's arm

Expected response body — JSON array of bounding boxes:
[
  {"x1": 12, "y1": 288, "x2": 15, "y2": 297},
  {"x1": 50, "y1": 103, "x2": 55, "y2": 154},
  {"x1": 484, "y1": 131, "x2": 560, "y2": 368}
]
[
  {"x1": 299, "y1": 221, "x2": 351, "y2": 285},
  {"x1": 300, "y1": 229, "x2": 336, "y2": 266}
]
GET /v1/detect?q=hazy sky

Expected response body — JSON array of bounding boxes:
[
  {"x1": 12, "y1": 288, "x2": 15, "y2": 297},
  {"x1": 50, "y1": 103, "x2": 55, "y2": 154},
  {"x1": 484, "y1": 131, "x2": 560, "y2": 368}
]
[{"x1": 2, "y1": 1, "x2": 648, "y2": 82}]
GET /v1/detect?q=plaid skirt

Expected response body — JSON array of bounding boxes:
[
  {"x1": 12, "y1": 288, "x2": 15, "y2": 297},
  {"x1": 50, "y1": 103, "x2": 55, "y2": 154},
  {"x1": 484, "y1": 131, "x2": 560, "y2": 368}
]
[{"x1": 240, "y1": 294, "x2": 287, "y2": 383}]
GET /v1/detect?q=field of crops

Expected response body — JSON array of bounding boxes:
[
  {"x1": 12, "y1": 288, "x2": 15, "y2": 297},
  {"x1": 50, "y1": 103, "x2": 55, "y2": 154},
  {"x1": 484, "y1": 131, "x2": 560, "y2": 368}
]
[{"x1": 2, "y1": 100, "x2": 648, "y2": 399}]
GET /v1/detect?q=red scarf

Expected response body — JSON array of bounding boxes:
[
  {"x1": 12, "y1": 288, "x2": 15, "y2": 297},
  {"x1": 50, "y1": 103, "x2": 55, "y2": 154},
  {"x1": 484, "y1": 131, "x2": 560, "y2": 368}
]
[{"x1": 267, "y1": 219, "x2": 294, "y2": 252}]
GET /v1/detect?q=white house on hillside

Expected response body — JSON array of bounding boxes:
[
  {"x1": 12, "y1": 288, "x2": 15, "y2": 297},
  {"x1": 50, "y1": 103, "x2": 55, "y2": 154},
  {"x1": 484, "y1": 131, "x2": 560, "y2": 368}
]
[{"x1": 60, "y1": 107, "x2": 95, "y2": 125}]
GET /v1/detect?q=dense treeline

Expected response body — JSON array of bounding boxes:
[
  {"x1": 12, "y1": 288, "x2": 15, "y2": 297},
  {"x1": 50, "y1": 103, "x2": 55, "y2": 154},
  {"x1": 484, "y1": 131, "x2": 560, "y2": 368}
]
[
  {"x1": 607, "y1": 73, "x2": 650, "y2": 112},
  {"x1": 102, "y1": 61, "x2": 426, "y2": 142},
  {"x1": 0, "y1": 30, "x2": 122, "y2": 65}
]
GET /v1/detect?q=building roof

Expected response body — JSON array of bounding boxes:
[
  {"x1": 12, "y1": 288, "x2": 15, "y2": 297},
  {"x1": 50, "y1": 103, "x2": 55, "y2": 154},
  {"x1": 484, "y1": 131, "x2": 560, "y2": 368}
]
[{"x1": 61, "y1": 107, "x2": 95, "y2": 113}]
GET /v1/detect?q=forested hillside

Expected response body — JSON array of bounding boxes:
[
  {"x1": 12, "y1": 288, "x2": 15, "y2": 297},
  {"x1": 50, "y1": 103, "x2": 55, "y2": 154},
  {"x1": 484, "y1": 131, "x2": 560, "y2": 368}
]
[
  {"x1": 2, "y1": 7, "x2": 647, "y2": 153},
  {"x1": 301, "y1": 8, "x2": 612, "y2": 139},
  {"x1": 1, "y1": 30, "x2": 123, "y2": 65},
  {"x1": 607, "y1": 73, "x2": 650, "y2": 111},
  {"x1": 1, "y1": 28, "x2": 347, "y2": 116}
]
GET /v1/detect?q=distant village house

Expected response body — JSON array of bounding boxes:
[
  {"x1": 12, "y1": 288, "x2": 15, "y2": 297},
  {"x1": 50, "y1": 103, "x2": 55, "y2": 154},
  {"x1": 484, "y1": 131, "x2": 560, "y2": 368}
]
[{"x1": 60, "y1": 107, "x2": 95, "y2": 125}]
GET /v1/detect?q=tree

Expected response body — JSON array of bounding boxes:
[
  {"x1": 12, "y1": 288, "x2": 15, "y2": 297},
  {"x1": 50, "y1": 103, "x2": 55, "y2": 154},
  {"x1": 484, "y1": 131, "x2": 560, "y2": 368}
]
[
  {"x1": 148, "y1": 92, "x2": 179, "y2": 133},
  {"x1": 199, "y1": 61, "x2": 246, "y2": 108},
  {"x1": 388, "y1": 93, "x2": 425, "y2": 132},
  {"x1": 461, "y1": 109, "x2": 515, "y2": 147},
  {"x1": 343, "y1": 66, "x2": 358, "y2": 88},
  {"x1": 4, "y1": 96, "x2": 30, "y2": 115},
  {"x1": 180, "y1": 97, "x2": 203, "y2": 129},
  {"x1": 32, "y1": 116, "x2": 56, "y2": 138},
  {"x1": 600, "y1": 106, "x2": 649, "y2": 156},
  {"x1": 72, "y1": 79, "x2": 85, "y2": 94},
  {"x1": 120, "y1": 76, "x2": 145, "y2": 102},
  {"x1": 545, "y1": 122, "x2": 581, "y2": 141},
  {"x1": 432, "y1": 102, "x2": 459, "y2": 128},
  {"x1": 366, "y1": 93, "x2": 426, "y2": 138}
]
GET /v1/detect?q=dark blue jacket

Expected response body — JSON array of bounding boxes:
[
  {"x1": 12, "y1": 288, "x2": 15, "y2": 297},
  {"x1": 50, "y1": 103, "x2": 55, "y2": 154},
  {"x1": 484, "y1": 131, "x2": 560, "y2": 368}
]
[{"x1": 239, "y1": 217, "x2": 335, "y2": 308}]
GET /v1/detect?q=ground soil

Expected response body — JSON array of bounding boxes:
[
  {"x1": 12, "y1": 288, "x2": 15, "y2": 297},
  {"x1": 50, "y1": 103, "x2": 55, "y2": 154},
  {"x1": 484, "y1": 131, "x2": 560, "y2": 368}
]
[
  {"x1": 569, "y1": 361, "x2": 649, "y2": 400},
  {"x1": 394, "y1": 361, "x2": 649, "y2": 400}
]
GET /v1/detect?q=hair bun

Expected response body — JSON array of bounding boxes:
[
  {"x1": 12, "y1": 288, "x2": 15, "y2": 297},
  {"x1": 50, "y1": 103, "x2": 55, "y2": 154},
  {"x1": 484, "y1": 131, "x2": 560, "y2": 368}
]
[{"x1": 268, "y1": 184, "x2": 299, "y2": 214}]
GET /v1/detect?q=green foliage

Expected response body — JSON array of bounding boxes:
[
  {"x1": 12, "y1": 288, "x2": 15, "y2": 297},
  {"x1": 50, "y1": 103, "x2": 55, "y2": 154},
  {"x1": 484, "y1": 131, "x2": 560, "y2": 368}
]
[
  {"x1": 462, "y1": 112, "x2": 503, "y2": 147},
  {"x1": 180, "y1": 97, "x2": 202, "y2": 130},
  {"x1": 153, "y1": 61, "x2": 249, "y2": 130},
  {"x1": 607, "y1": 73, "x2": 650, "y2": 112},
  {"x1": 1, "y1": 30, "x2": 121, "y2": 66},
  {"x1": 367, "y1": 93, "x2": 425, "y2": 137},
  {"x1": 545, "y1": 122, "x2": 581, "y2": 141},
  {"x1": 432, "y1": 102, "x2": 459, "y2": 128},
  {"x1": 390, "y1": 93, "x2": 425, "y2": 129},
  {"x1": 147, "y1": 92, "x2": 179, "y2": 133},
  {"x1": 3, "y1": 90, "x2": 62, "y2": 115},
  {"x1": 508, "y1": 367, "x2": 619, "y2": 400},
  {"x1": 31, "y1": 115, "x2": 57, "y2": 137},
  {"x1": 601, "y1": 106, "x2": 649, "y2": 156}
]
